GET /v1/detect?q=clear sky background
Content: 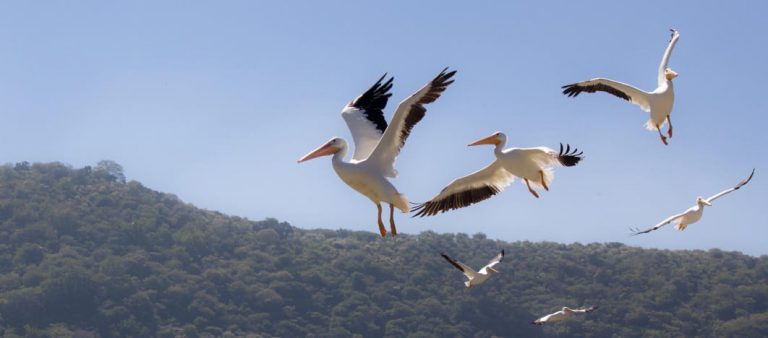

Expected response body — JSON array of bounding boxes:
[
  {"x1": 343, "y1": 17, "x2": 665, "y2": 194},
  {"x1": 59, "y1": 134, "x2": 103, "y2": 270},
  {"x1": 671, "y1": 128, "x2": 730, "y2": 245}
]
[{"x1": 1, "y1": 1, "x2": 766, "y2": 255}]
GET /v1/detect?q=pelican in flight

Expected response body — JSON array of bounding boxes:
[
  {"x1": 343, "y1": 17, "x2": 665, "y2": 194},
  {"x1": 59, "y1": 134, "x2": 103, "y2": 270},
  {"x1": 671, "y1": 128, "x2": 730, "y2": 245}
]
[
  {"x1": 562, "y1": 29, "x2": 681, "y2": 145},
  {"x1": 632, "y1": 169, "x2": 755, "y2": 235},
  {"x1": 440, "y1": 250, "x2": 504, "y2": 288},
  {"x1": 531, "y1": 305, "x2": 598, "y2": 325},
  {"x1": 298, "y1": 68, "x2": 456, "y2": 237},
  {"x1": 412, "y1": 132, "x2": 583, "y2": 217}
]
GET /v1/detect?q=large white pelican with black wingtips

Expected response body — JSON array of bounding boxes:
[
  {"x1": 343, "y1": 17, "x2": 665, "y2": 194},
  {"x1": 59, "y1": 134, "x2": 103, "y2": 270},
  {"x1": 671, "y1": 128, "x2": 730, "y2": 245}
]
[
  {"x1": 631, "y1": 169, "x2": 755, "y2": 235},
  {"x1": 298, "y1": 68, "x2": 456, "y2": 237},
  {"x1": 562, "y1": 29, "x2": 680, "y2": 145},
  {"x1": 440, "y1": 250, "x2": 504, "y2": 288},
  {"x1": 532, "y1": 305, "x2": 598, "y2": 325},
  {"x1": 412, "y1": 132, "x2": 583, "y2": 217}
]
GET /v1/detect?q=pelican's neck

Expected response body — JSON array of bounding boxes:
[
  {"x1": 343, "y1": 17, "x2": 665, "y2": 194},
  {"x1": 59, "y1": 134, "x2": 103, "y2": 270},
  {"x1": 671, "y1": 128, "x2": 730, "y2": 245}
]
[
  {"x1": 493, "y1": 140, "x2": 506, "y2": 157},
  {"x1": 331, "y1": 144, "x2": 349, "y2": 166}
]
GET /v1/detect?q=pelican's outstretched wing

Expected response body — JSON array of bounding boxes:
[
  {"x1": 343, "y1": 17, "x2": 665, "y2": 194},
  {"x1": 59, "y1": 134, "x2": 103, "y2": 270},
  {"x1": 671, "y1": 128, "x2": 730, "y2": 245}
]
[
  {"x1": 367, "y1": 68, "x2": 456, "y2": 177},
  {"x1": 480, "y1": 250, "x2": 505, "y2": 274},
  {"x1": 532, "y1": 312, "x2": 563, "y2": 325},
  {"x1": 658, "y1": 29, "x2": 681, "y2": 86},
  {"x1": 342, "y1": 74, "x2": 393, "y2": 161},
  {"x1": 484, "y1": 250, "x2": 504, "y2": 269},
  {"x1": 412, "y1": 161, "x2": 515, "y2": 217},
  {"x1": 562, "y1": 78, "x2": 651, "y2": 112},
  {"x1": 705, "y1": 169, "x2": 755, "y2": 204},
  {"x1": 440, "y1": 253, "x2": 477, "y2": 279},
  {"x1": 570, "y1": 305, "x2": 599, "y2": 314},
  {"x1": 631, "y1": 211, "x2": 687, "y2": 236}
]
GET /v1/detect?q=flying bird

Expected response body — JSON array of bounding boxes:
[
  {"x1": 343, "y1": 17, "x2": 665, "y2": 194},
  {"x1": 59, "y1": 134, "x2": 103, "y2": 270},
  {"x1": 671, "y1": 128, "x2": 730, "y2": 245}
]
[
  {"x1": 631, "y1": 169, "x2": 755, "y2": 235},
  {"x1": 562, "y1": 29, "x2": 681, "y2": 145},
  {"x1": 531, "y1": 305, "x2": 598, "y2": 325},
  {"x1": 412, "y1": 132, "x2": 583, "y2": 217},
  {"x1": 298, "y1": 68, "x2": 456, "y2": 237},
  {"x1": 440, "y1": 250, "x2": 504, "y2": 288}
]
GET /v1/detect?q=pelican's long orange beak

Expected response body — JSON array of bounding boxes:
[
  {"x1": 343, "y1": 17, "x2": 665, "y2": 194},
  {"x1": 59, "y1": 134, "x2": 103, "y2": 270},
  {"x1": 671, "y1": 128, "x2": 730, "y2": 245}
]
[
  {"x1": 297, "y1": 142, "x2": 338, "y2": 163},
  {"x1": 468, "y1": 134, "x2": 500, "y2": 146}
]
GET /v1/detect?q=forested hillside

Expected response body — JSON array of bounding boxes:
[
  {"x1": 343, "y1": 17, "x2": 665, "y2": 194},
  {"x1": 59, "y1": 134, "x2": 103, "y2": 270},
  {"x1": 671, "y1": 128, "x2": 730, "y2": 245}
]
[{"x1": 0, "y1": 162, "x2": 766, "y2": 337}]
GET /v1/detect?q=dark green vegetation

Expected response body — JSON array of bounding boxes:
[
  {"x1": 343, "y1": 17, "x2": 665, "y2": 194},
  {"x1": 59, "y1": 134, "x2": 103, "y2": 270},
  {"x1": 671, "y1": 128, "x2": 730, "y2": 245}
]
[{"x1": 0, "y1": 162, "x2": 766, "y2": 337}]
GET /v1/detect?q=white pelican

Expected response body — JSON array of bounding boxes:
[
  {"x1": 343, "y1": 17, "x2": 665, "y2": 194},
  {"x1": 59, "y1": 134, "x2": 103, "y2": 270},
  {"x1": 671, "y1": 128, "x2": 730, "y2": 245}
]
[
  {"x1": 562, "y1": 29, "x2": 680, "y2": 145},
  {"x1": 440, "y1": 250, "x2": 504, "y2": 288},
  {"x1": 631, "y1": 169, "x2": 755, "y2": 235},
  {"x1": 298, "y1": 68, "x2": 456, "y2": 237},
  {"x1": 412, "y1": 132, "x2": 583, "y2": 217},
  {"x1": 531, "y1": 305, "x2": 598, "y2": 325}
]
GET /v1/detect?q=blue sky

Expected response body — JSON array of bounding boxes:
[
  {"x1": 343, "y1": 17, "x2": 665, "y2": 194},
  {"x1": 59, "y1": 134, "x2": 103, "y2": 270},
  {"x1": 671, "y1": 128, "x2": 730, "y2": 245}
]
[{"x1": 1, "y1": 1, "x2": 766, "y2": 255}]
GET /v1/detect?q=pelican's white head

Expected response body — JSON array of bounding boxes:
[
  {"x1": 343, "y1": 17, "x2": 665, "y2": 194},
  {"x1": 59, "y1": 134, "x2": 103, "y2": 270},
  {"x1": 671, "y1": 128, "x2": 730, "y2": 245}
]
[
  {"x1": 696, "y1": 196, "x2": 712, "y2": 206},
  {"x1": 665, "y1": 68, "x2": 679, "y2": 80},
  {"x1": 468, "y1": 131, "x2": 506, "y2": 147},
  {"x1": 297, "y1": 137, "x2": 346, "y2": 163}
]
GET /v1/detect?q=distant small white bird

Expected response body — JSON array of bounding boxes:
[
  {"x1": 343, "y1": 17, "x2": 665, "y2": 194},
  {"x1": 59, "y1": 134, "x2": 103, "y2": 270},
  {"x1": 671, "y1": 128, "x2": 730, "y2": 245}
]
[
  {"x1": 440, "y1": 250, "x2": 504, "y2": 288},
  {"x1": 632, "y1": 169, "x2": 755, "y2": 235},
  {"x1": 531, "y1": 305, "x2": 598, "y2": 325},
  {"x1": 412, "y1": 132, "x2": 583, "y2": 217},
  {"x1": 562, "y1": 29, "x2": 680, "y2": 145}
]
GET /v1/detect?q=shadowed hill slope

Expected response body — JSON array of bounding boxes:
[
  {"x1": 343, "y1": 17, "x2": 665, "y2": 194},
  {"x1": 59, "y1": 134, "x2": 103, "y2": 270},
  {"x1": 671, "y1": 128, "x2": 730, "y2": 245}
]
[{"x1": 0, "y1": 162, "x2": 766, "y2": 337}]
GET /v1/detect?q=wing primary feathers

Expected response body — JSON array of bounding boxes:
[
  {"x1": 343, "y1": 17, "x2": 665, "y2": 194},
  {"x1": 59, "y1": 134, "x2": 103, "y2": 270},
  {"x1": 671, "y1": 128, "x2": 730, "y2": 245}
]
[
  {"x1": 487, "y1": 250, "x2": 504, "y2": 266},
  {"x1": 562, "y1": 82, "x2": 632, "y2": 101},
  {"x1": 349, "y1": 74, "x2": 394, "y2": 133},
  {"x1": 557, "y1": 143, "x2": 584, "y2": 167},
  {"x1": 735, "y1": 168, "x2": 755, "y2": 190},
  {"x1": 411, "y1": 184, "x2": 499, "y2": 217},
  {"x1": 396, "y1": 68, "x2": 457, "y2": 151},
  {"x1": 705, "y1": 168, "x2": 756, "y2": 203},
  {"x1": 440, "y1": 253, "x2": 466, "y2": 273},
  {"x1": 630, "y1": 227, "x2": 652, "y2": 236}
]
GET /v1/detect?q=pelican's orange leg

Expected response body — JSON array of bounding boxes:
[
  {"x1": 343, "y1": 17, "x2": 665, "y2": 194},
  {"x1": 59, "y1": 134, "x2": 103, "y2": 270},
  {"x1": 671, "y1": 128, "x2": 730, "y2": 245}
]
[
  {"x1": 539, "y1": 170, "x2": 549, "y2": 191},
  {"x1": 666, "y1": 115, "x2": 673, "y2": 138},
  {"x1": 524, "y1": 178, "x2": 540, "y2": 198},
  {"x1": 389, "y1": 204, "x2": 397, "y2": 237},
  {"x1": 376, "y1": 203, "x2": 387, "y2": 237},
  {"x1": 656, "y1": 124, "x2": 668, "y2": 145}
]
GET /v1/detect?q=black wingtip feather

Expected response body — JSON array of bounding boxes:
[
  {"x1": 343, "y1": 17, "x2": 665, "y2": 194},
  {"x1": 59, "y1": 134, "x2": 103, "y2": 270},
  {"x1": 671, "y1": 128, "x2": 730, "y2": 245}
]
[
  {"x1": 557, "y1": 143, "x2": 584, "y2": 167},
  {"x1": 349, "y1": 73, "x2": 395, "y2": 133},
  {"x1": 741, "y1": 168, "x2": 755, "y2": 186},
  {"x1": 561, "y1": 82, "x2": 631, "y2": 101},
  {"x1": 411, "y1": 185, "x2": 499, "y2": 217},
  {"x1": 395, "y1": 68, "x2": 457, "y2": 155},
  {"x1": 440, "y1": 253, "x2": 466, "y2": 273}
]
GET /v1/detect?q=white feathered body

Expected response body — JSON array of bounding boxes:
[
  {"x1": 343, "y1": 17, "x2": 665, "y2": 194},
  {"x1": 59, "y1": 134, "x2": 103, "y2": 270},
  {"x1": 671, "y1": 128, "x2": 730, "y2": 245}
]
[
  {"x1": 465, "y1": 269, "x2": 493, "y2": 288},
  {"x1": 644, "y1": 80, "x2": 675, "y2": 130},
  {"x1": 498, "y1": 147, "x2": 556, "y2": 189},
  {"x1": 673, "y1": 204, "x2": 704, "y2": 230},
  {"x1": 332, "y1": 155, "x2": 409, "y2": 212}
]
